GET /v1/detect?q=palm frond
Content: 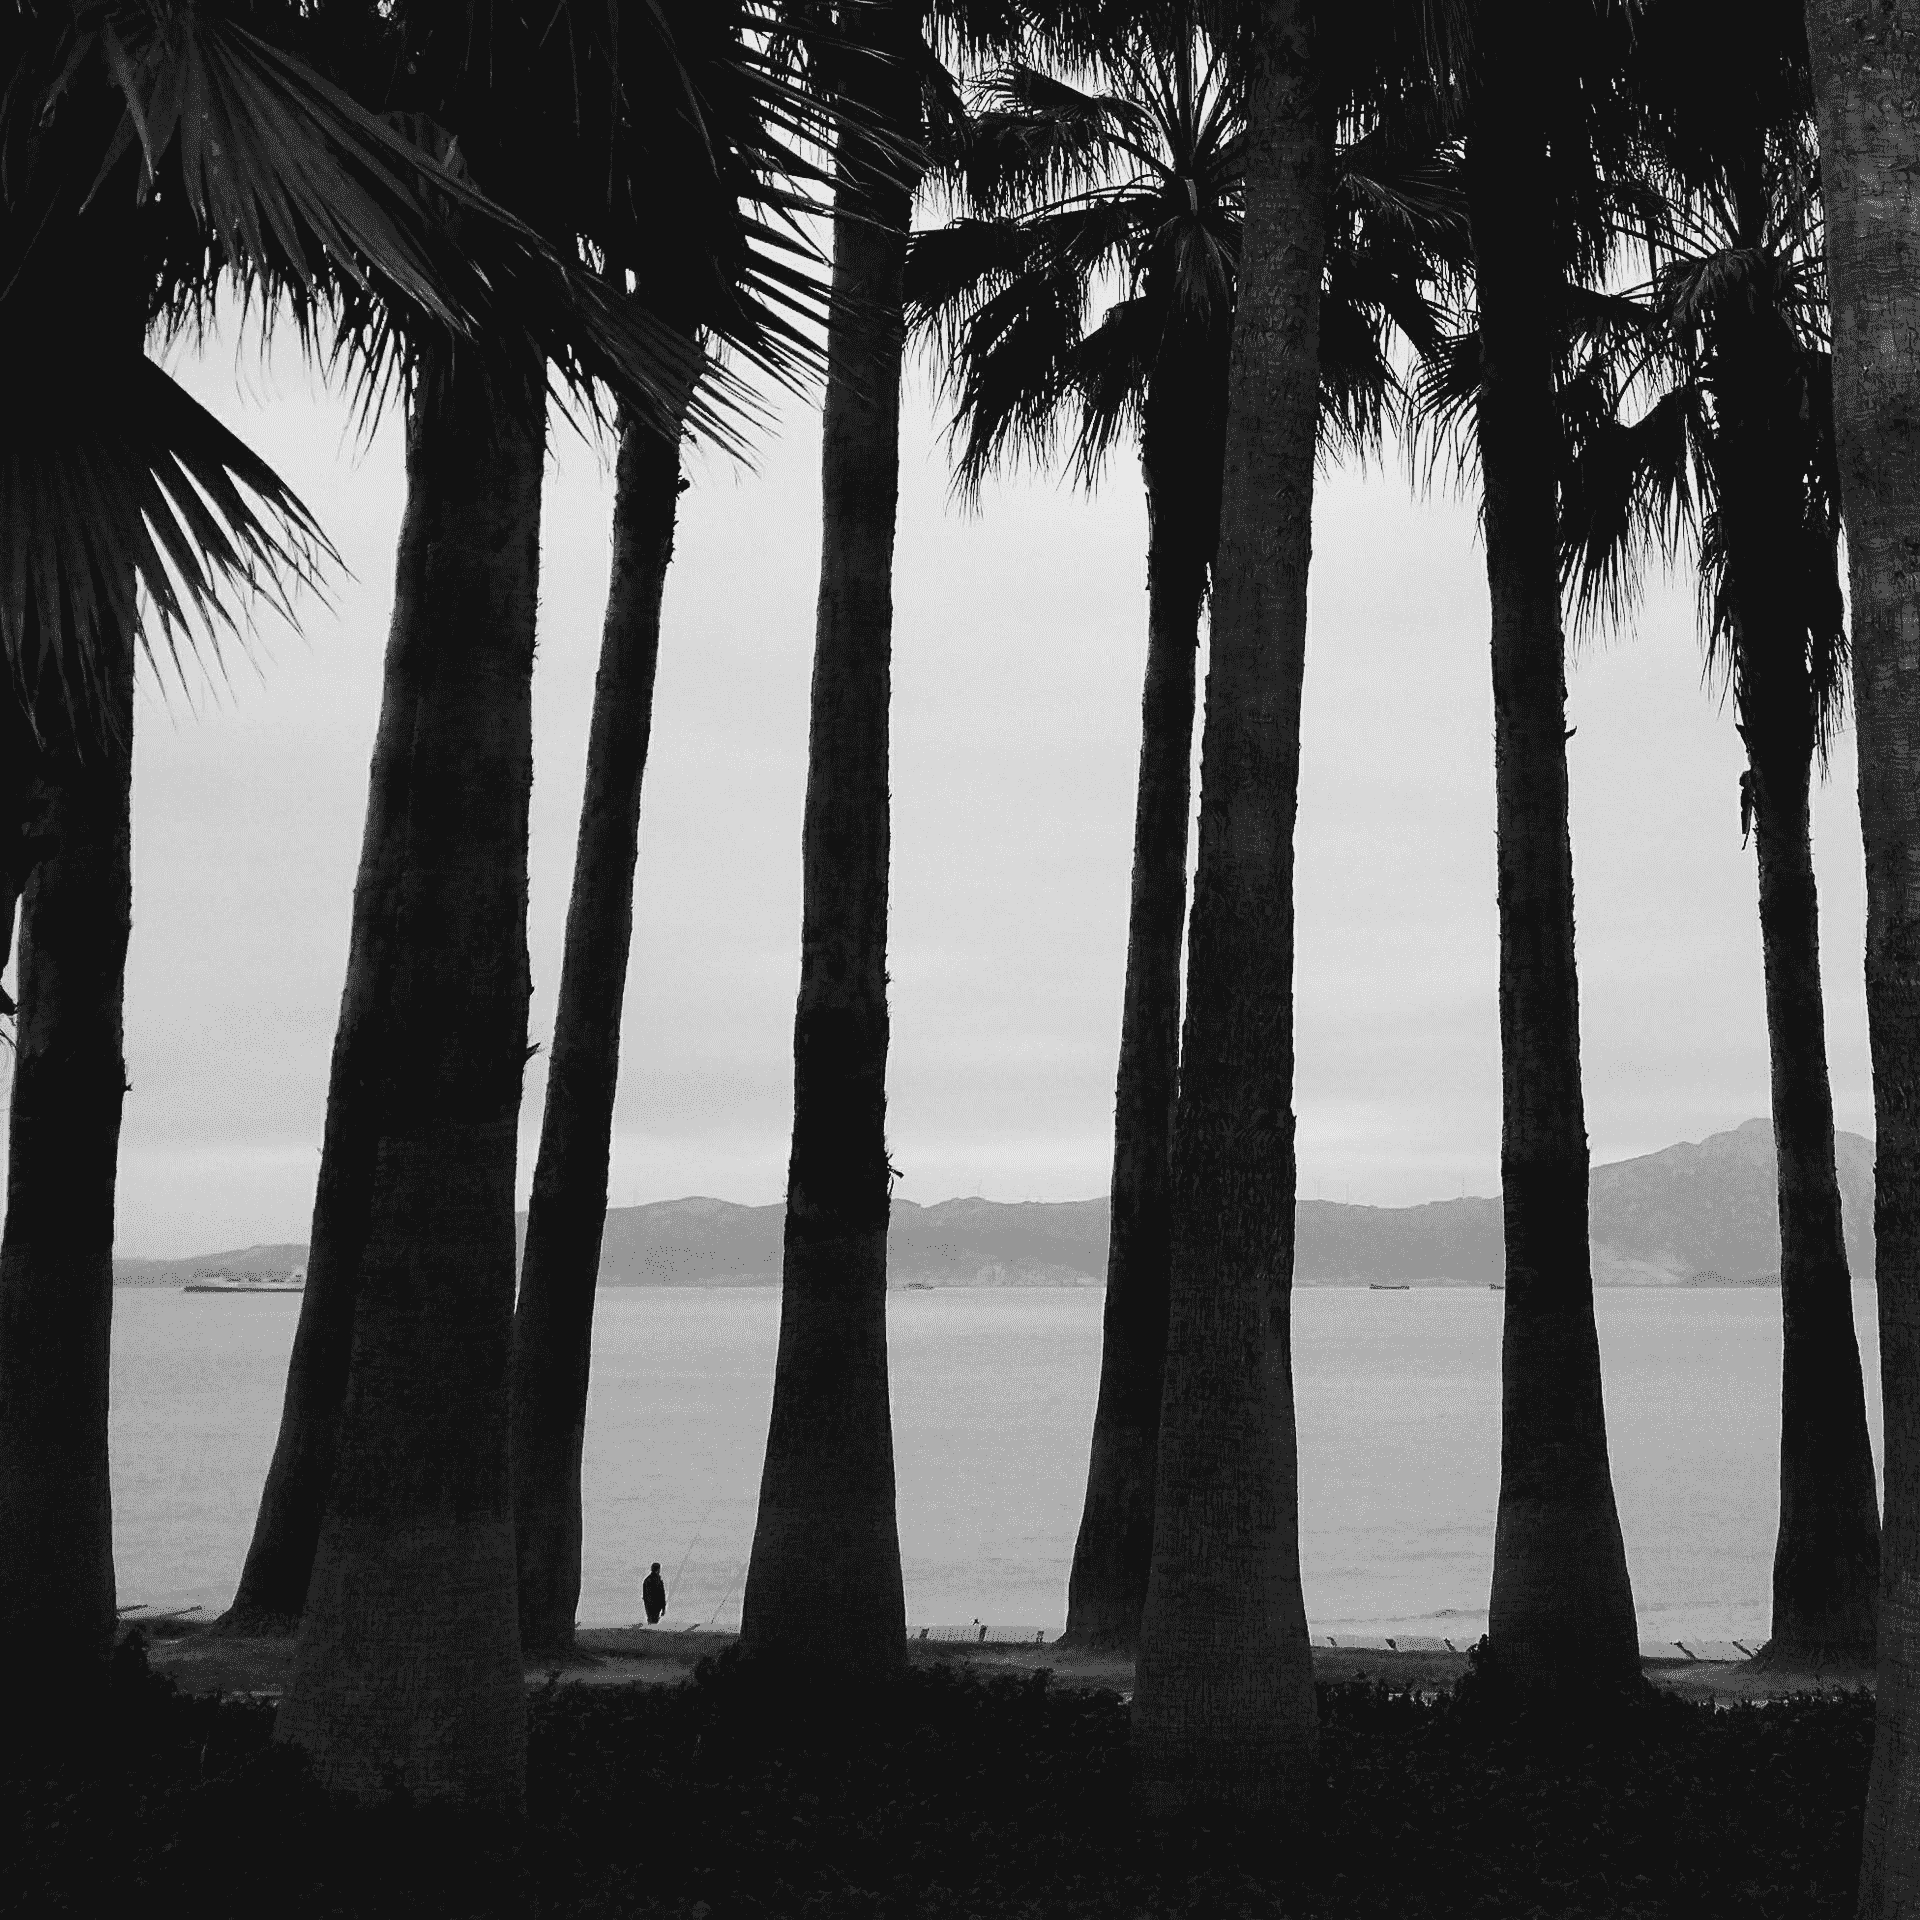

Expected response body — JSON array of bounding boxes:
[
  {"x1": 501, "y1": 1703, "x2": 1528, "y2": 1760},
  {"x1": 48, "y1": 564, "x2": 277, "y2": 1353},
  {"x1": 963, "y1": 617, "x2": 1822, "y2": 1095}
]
[
  {"x1": 905, "y1": 217, "x2": 1060, "y2": 344},
  {"x1": 1318, "y1": 289, "x2": 1401, "y2": 466},
  {"x1": 917, "y1": 7, "x2": 1453, "y2": 517},
  {"x1": 0, "y1": 352, "x2": 330, "y2": 737},
  {"x1": 952, "y1": 64, "x2": 1149, "y2": 214},
  {"x1": 90, "y1": 5, "x2": 708, "y2": 434},
  {"x1": 1334, "y1": 128, "x2": 1468, "y2": 261},
  {"x1": 1560, "y1": 382, "x2": 1705, "y2": 638},
  {"x1": 944, "y1": 248, "x2": 1102, "y2": 495},
  {"x1": 1659, "y1": 246, "x2": 1768, "y2": 330},
  {"x1": 1408, "y1": 320, "x2": 1484, "y2": 495},
  {"x1": 1, "y1": 0, "x2": 843, "y2": 723},
  {"x1": 1154, "y1": 207, "x2": 1238, "y2": 328},
  {"x1": 1546, "y1": 59, "x2": 1852, "y2": 760},
  {"x1": 1063, "y1": 294, "x2": 1159, "y2": 483}
]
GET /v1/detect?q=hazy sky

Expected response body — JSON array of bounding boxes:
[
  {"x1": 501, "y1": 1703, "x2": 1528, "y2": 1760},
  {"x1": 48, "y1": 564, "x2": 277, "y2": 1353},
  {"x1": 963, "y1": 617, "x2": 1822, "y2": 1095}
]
[{"x1": 14, "y1": 335, "x2": 1873, "y2": 1256}]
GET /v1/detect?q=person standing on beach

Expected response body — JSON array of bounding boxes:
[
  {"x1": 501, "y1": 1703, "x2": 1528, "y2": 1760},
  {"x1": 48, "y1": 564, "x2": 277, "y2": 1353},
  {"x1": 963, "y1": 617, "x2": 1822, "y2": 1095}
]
[{"x1": 642, "y1": 1563, "x2": 667, "y2": 1625}]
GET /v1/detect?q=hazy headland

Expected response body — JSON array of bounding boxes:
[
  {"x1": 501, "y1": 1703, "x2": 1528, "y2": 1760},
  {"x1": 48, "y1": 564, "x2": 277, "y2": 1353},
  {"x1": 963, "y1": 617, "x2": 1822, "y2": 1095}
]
[{"x1": 115, "y1": 1117, "x2": 1868, "y2": 1291}]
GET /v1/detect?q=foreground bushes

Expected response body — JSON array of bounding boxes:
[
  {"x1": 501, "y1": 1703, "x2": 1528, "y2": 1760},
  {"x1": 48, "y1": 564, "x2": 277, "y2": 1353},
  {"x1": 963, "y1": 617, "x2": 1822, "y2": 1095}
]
[{"x1": 0, "y1": 1637, "x2": 1872, "y2": 1916}]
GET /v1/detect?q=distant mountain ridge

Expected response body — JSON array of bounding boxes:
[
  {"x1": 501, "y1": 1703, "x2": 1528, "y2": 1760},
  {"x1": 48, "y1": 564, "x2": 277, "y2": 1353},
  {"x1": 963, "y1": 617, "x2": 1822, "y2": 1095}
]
[
  {"x1": 116, "y1": 1243, "x2": 310, "y2": 1287},
  {"x1": 115, "y1": 1119, "x2": 1872, "y2": 1289}
]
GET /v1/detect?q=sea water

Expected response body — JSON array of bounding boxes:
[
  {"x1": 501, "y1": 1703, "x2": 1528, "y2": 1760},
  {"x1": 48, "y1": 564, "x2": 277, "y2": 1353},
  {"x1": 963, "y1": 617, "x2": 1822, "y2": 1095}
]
[{"x1": 108, "y1": 1283, "x2": 1883, "y2": 1644}]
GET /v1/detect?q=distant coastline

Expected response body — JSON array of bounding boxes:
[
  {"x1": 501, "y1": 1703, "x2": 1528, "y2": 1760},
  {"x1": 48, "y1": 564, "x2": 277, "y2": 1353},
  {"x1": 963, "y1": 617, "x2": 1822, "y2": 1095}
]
[
  {"x1": 115, "y1": 1118, "x2": 1869, "y2": 1293},
  {"x1": 112, "y1": 1271, "x2": 1785, "y2": 1291}
]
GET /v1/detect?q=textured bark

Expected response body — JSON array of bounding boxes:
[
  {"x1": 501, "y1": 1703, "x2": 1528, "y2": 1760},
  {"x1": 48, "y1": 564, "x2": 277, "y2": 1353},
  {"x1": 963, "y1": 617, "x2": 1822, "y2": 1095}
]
[
  {"x1": 273, "y1": 366, "x2": 541, "y2": 1808},
  {"x1": 225, "y1": 519, "x2": 435, "y2": 1634},
  {"x1": 1131, "y1": 0, "x2": 1328, "y2": 1818},
  {"x1": 0, "y1": 651, "x2": 133, "y2": 1714},
  {"x1": 739, "y1": 1, "x2": 921, "y2": 1679},
  {"x1": 1701, "y1": 230, "x2": 1882, "y2": 1663},
  {"x1": 1064, "y1": 387, "x2": 1219, "y2": 1651},
  {"x1": 1748, "y1": 726, "x2": 1881, "y2": 1659},
  {"x1": 1467, "y1": 80, "x2": 1640, "y2": 1694},
  {"x1": 512, "y1": 398, "x2": 687, "y2": 1654},
  {"x1": 1804, "y1": 2, "x2": 1920, "y2": 1909},
  {"x1": 0, "y1": 695, "x2": 35, "y2": 1017}
]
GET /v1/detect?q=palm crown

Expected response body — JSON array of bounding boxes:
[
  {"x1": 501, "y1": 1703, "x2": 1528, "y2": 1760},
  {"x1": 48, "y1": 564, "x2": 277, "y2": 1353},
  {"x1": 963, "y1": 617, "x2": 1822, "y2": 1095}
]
[
  {"x1": 903, "y1": 9, "x2": 1465, "y2": 515},
  {"x1": 0, "y1": 0, "x2": 835, "y2": 733},
  {"x1": 1559, "y1": 113, "x2": 1843, "y2": 761}
]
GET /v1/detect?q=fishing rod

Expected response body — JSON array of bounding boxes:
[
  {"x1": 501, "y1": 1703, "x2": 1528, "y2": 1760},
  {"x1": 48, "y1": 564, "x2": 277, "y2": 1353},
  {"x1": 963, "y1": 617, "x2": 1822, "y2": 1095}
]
[
  {"x1": 670, "y1": 1496, "x2": 720, "y2": 1593},
  {"x1": 704, "y1": 1559, "x2": 747, "y2": 1630}
]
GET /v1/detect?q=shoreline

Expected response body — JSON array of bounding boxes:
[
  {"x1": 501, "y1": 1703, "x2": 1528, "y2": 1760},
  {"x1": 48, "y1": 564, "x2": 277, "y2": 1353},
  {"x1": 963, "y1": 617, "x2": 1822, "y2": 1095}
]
[
  {"x1": 112, "y1": 1275, "x2": 1796, "y2": 1291},
  {"x1": 135, "y1": 1613, "x2": 1871, "y2": 1707}
]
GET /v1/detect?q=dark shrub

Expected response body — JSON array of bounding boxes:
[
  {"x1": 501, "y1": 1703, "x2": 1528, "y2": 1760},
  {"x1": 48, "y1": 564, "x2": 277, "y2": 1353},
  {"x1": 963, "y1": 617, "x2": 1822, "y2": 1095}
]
[{"x1": 0, "y1": 1639, "x2": 1871, "y2": 1917}]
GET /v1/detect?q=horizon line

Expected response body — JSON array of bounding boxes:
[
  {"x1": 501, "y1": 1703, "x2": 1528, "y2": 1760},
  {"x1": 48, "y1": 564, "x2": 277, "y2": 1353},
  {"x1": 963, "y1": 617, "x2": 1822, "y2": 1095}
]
[{"x1": 113, "y1": 1111, "x2": 1865, "y2": 1262}]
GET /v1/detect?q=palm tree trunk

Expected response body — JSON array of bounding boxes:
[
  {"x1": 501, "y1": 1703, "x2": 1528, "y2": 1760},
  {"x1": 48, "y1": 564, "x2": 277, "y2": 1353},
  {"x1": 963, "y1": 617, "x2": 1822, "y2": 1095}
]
[
  {"x1": 511, "y1": 396, "x2": 688, "y2": 1655},
  {"x1": 1804, "y1": 3, "x2": 1920, "y2": 1907},
  {"x1": 225, "y1": 565, "x2": 434, "y2": 1633},
  {"x1": 739, "y1": 0, "x2": 922, "y2": 1679},
  {"x1": 272, "y1": 363, "x2": 541, "y2": 1808},
  {"x1": 0, "y1": 654, "x2": 133, "y2": 1714},
  {"x1": 0, "y1": 695, "x2": 37, "y2": 1018},
  {"x1": 1466, "y1": 99, "x2": 1639, "y2": 1695},
  {"x1": 1131, "y1": 0, "x2": 1329, "y2": 1818},
  {"x1": 1064, "y1": 419, "x2": 1216, "y2": 1651},
  {"x1": 1744, "y1": 722, "x2": 1880, "y2": 1660},
  {"x1": 1708, "y1": 217, "x2": 1881, "y2": 1669}
]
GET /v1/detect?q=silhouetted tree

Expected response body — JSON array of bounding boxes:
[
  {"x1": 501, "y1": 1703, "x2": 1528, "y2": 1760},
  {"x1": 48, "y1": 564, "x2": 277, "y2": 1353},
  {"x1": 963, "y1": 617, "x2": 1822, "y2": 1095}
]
[
  {"x1": 1560, "y1": 0, "x2": 1878, "y2": 1664},
  {"x1": 1802, "y1": 0, "x2": 1920, "y2": 1909},
  {"x1": 0, "y1": 0, "x2": 639, "y2": 1730},
  {"x1": 509, "y1": 12, "x2": 829, "y2": 1657},
  {"x1": 906, "y1": 7, "x2": 1457, "y2": 1650},
  {"x1": 739, "y1": 0, "x2": 929, "y2": 1679},
  {"x1": 1447, "y1": 0, "x2": 1642, "y2": 1695},
  {"x1": 1127, "y1": 0, "x2": 1334, "y2": 1813},
  {"x1": 737, "y1": 0, "x2": 1029, "y2": 1680},
  {"x1": 241, "y1": 6, "x2": 763, "y2": 1807},
  {"x1": 228, "y1": 3, "x2": 783, "y2": 1697}
]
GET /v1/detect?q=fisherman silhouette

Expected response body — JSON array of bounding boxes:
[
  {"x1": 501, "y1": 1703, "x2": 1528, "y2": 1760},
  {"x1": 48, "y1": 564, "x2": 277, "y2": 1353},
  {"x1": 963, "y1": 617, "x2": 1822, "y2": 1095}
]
[{"x1": 642, "y1": 1562, "x2": 667, "y2": 1625}]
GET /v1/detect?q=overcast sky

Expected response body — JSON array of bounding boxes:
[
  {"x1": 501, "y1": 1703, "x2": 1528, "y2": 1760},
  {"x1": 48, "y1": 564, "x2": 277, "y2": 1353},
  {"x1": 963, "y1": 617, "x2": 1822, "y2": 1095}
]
[{"x1": 13, "y1": 336, "x2": 1873, "y2": 1257}]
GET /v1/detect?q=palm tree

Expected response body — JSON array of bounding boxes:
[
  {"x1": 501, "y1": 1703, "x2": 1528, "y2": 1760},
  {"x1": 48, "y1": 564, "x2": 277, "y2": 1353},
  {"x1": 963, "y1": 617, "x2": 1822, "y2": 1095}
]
[
  {"x1": 267, "y1": 340, "x2": 545, "y2": 1808},
  {"x1": 508, "y1": 13, "x2": 829, "y2": 1657},
  {"x1": 904, "y1": 17, "x2": 1456, "y2": 1651},
  {"x1": 264, "y1": 8, "x2": 799, "y2": 1804},
  {"x1": 1126, "y1": 0, "x2": 1335, "y2": 1814},
  {"x1": 507, "y1": 400, "x2": 687, "y2": 1656},
  {"x1": 1450, "y1": 4, "x2": 1642, "y2": 1696},
  {"x1": 222, "y1": 0, "x2": 772, "y2": 1642},
  {"x1": 1559, "y1": 27, "x2": 1879, "y2": 1665},
  {"x1": 733, "y1": 0, "x2": 1044, "y2": 1680},
  {"x1": 1802, "y1": 0, "x2": 1920, "y2": 1907},
  {"x1": 737, "y1": 0, "x2": 932, "y2": 1680},
  {"x1": 0, "y1": 0, "x2": 659, "y2": 1723},
  {"x1": 0, "y1": 647, "x2": 134, "y2": 1722},
  {"x1": 0, "y1": 698, "x2": 36, "y2": 1022}
]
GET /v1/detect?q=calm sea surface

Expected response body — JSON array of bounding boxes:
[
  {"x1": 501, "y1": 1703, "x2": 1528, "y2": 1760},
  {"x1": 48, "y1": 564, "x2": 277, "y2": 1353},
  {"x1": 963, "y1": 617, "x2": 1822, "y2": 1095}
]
[{"x1": 109, "y1": 1283, "x2": 1884, "y2": 1644}]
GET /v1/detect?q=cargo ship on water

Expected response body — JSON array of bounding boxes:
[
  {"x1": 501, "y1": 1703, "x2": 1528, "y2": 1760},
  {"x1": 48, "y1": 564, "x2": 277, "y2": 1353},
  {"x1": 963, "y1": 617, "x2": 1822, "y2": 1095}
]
[{"x1": 183, "y1": 1268, "x2": 306, "y2": 1294}]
